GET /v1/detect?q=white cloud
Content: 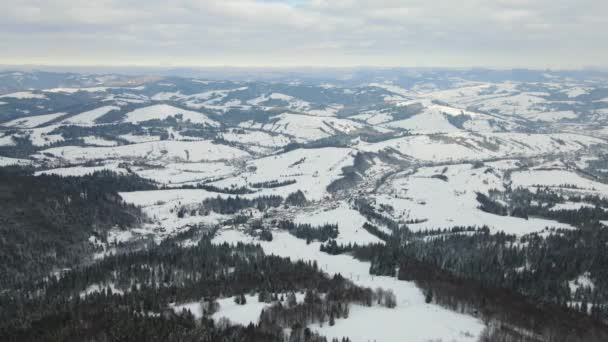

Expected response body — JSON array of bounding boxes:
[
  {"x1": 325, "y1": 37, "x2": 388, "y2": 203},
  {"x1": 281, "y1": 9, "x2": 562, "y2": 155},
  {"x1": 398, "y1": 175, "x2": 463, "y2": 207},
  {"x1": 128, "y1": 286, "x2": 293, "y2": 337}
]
[{"x1": 0, "y1": 0, "x2": 606, "y2": 68}]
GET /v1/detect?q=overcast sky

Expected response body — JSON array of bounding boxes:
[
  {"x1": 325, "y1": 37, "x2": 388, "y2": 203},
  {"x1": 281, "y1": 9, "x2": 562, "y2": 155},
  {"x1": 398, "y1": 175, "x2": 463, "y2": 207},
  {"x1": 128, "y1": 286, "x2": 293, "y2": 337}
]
[{"x1": 1, "y1": 0, "x2": 606, "y2": 68}]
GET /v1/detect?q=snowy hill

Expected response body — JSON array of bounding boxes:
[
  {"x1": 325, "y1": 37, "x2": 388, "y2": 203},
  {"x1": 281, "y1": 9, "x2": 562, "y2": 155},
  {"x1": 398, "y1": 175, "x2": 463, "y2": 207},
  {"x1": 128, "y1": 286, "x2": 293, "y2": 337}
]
[
  {"x1": 122, "y1": 104, "x2": 219, "y2": 126},
  {"x1": 240, "y1": 113, "x2": 366, "y2": 142},
  {"x1": 3, "y1": 69, "x2": 608, "y2": 342}
]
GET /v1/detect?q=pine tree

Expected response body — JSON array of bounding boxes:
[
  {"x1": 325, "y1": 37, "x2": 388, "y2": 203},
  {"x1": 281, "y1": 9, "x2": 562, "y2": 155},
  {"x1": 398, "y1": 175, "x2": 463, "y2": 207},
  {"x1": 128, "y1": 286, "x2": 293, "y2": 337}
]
[{"x1": 425, "y1": 289, "x2": 433, "y2": 304}]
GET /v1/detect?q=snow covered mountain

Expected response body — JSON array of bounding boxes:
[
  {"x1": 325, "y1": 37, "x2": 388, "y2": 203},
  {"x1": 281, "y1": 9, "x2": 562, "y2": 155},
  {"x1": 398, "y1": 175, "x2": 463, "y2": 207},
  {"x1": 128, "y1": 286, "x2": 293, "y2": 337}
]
[{"x1": 2, "y1": 69, "x2": 608, "y2": 342}]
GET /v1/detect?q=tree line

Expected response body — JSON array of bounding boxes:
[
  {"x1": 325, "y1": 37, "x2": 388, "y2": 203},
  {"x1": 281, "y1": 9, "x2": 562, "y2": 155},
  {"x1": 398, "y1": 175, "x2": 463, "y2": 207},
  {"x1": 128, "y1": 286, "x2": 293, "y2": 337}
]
[{"x1": 0, "y1": 229, "x2": 377, "y2": 342}]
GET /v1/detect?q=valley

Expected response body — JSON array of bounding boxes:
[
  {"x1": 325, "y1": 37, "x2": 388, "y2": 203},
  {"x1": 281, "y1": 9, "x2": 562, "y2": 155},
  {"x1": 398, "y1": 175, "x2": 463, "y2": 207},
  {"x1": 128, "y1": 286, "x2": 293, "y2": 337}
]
[{"x1": 2, "y1": 69, "x2": 608, "y2": 341}]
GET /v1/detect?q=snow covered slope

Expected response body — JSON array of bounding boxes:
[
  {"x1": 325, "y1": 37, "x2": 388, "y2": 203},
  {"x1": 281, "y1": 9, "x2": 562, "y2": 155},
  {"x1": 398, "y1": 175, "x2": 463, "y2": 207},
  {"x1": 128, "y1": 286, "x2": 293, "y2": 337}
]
[
  {"x1": 295, "y1": 202, "x2": 383, "y2": 245},
  {"x1": 61, "y1": 106, "x2": 120, "y2": 125},
  {"x1": 35, "y1": 140, "x2": 249, "y2": 164},
  {"x1": 2, "y1": 112, "x2": 65, "y2": 128},
  {"x1": 123, "y1": 104, "x2": 219, "y2": 126},
  {"x1": 211, "y1": 147, "x2": 356, "y2": 201},
  {"x1": 240, "y1": 113, "x2": 365, "y2": 142},
  {"x1": 375, "y1": 164, "x2": 574, "y2": 235},
  {"x1": 213, "y1": 229, "x2": 485, "y2": 342},
  {"x1": 360, "y1": 132, "x2": 605, "y2": 162}
]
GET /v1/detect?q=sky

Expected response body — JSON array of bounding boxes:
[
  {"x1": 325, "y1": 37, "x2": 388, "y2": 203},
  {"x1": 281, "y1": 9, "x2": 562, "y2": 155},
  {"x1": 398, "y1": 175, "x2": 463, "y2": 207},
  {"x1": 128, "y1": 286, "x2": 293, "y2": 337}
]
[{"x1": 1, "y1": 0, "x2": 606, "y2": 69}]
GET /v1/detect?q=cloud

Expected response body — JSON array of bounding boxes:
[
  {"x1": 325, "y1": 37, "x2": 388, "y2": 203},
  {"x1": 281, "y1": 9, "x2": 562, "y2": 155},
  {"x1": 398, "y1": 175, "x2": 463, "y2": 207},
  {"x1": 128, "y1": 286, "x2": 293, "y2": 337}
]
[{"x1": 0, "y1": 0, "x2": 606, "y2": 68}]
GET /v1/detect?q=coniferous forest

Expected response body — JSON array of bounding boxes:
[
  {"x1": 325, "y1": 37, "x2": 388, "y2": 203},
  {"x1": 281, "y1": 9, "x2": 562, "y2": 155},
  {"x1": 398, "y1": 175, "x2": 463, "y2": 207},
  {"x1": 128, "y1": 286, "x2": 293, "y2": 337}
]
[
  {"x1": 0, "y1": 228, "x2": 374, "y2": 342},
  {"x1": 3, "y1": 164, "x2": 608, "y2": 341}
]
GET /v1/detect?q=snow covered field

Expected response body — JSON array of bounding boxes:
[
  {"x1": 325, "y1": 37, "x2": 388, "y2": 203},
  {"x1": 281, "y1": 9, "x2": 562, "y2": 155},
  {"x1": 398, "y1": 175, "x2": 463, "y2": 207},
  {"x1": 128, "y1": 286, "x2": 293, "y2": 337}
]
[
  {"x1": 375, "y1": 163, "x2": 575, "y2": 234},
  {"x1": 61, "y1": 106, "x2": 119, "y2": 125},
  {"x1": 36, "y1": 140, "x2": 250, "y2": 164},
  {"x1": 213, "y1": 229, "x2": 485, "y2": 342},
  {"x1": 360, "y1": 132, "x2": 604, "y2": 162},
  {"x1": 240, "y1": 113, "x2": 364, "y2": 142},
  {"x1": 221, "y1": 130, "x2": 292, "y2": 148},
  {"x1": 133, "y1": 161, "x2": 237, "y2": 185},
  {"x1": 123, "y1": 104, "x2": 219, "y2": 126},
  {"x1": 210, "y1": 147, "x2": 356, "y2": 201},
  {"x1": 35, "y1": 163, "x2": 127, "y2": 177},
  {"x1": 0, "y1": 155, "x2": 31, "y2": 166},
  {"x1": 511, "y1": 170, "x2": 608, "y2": 196},
  {"x1": 2, "y1": 112, "x2": 65, "y2": 128},
  {"x1": 295, "y1": 202, "x2": 383, "y2": 245},
  {"x1": 120, "y1": 188, "x2": 230, "y2": 238},
  {"x1": 0, "y1": 133, "x2": 15, "y2": 146},
  {"x1": 172, "y1": 293, "x2": 307, "y2": 326},
  {"x1": 0, "y1": 91, "x2": 48, "y2": 100}
]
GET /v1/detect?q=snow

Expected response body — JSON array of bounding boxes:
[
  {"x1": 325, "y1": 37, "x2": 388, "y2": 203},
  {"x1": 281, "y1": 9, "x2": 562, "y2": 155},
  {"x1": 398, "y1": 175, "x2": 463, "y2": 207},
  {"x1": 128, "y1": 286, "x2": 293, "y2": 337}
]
[
  {"x1": 246, "y1": 93, "x2": 343, "y2": 117},
  {"x1": 118, "y1": 147, "x2": 355, "y2": 236},
  {"x1": 118, "y1": 133, "x2": 162, "y2": 143},
  {"x1": 120, "y1": 188, "x2": 229, "y2": 238},
  {"x1": 80, "y1": 283, "x2": 124, "y2": 298},
  {"x1": 213, "y1": 229, "x2": 484, "y2": 342},
  {"x1": 61, "y1": 106, "x2": 120, "y2": 125},
  {"x1": 171, "y1": 302, "x2": 204, "y2": 319},
  {"x1": 550, "y1": 202, "x2": 596, "y2": 211},
  {"x1": 359, "y1": 132, "x2": 604, "y2": 163},
  {"x1": 568, "y1": 272, "x2": 595, "y2": 294},
  {"x1": 210, "y1": 147, "x2": 355, "y2": 201},
  {"x1": 6, "y1": 76, "x2": 608, "y2": 340},
  {"x1": 36, "y1": 140, "x2": 250, "y2": 164},
  {"x1": 562, "y1": 87, "x2": 591, "y2": 98},
  {"x1": 473, "y1": 93, "x2": 550, "y2": 118},
  {"x1": 240, "y1": 113, "x2": 364, "y2": 142},
  {"x1": 525, "y1": 110, "x2": 578, "y2": 122},
  {"x1": 305, "y1": 104, "x2": 343, "y2": 117},
  {"x1": 123, "y1": 104, "x2": 219, "y2": 126},
  {"x1": 369, "y1": 83, "x2": 411, "y2": 98},
  {"x1": 0, "y1": 125, "x2": 64, "y2": 147},
  {"x1": 351, "y1": 111, "x2": 393, "y2": 125},
  {"x1": 173, "y1": 293, "x2": 308, "y2": 325},
  {"x1": 134, "y1": 161, "x2": 236, "y2": 185},
  {"x1": 103, "y1": 93, "x2": 149, "y2": 104},
  {"x1": 221, "y1": 130, "x2": 292, "y2": 148},
  {"x1": 374, "y1": 164, "x2": 575, "y2": 235},
  {"x1": 0, "y1": 91, "x2": 47, "y2": 100},
  {"x1": 360, "y1": 134, "x2": 484, "y2": 162},
  {"x1": 25, "y1": 125, "x2": 65, "y2": 146},
  {"x1": 384, "y1": 109, "x2": 461, "y2": 133},
  {"x1": 2, "y1": 112, "x2": 66, "y2": 128},
  {"x1": 181, "y1": 87, "x2": 249, "y2": 110},
  {"x1": 387, "y1": 102, "x2": 513, "y2": 133},
  {"x1": 0, "y1": 156, "x2": 31, "y2": 166},
  {"x1": 511, "y1": 170, "x2": 608, "y2": 195},
  {"x1": 212, "y1": 296, "x2": 274, "y2": 325},
  {"x1": 247, "y1": 92, "x2": 311, "y2": 111},
  {"x1": 0, "y1": 134, "x2": 15, "y2": 146},
  {"x1": 314, "y1": 303, "x2": 478, "y2": 342},
  {"x1": 414, "y1": 83, "x2": 582, "y2": 123},
  {"x1": 45, "y1": 87, "x2": 110, "y2": 93},
  {"x1": 120, "y1": 188, "x2": 219, "y2": 207},
  {"x1": 484, "y1": 159, "x2": 522, "y2": 170},
  {"x1": 151, "y1": 91, "x2": 183, "y2": 101},
  {"x1": 82, "y1": 136, "x2": 118, "y2": 146},
  {"x1": 295, "y1": 202, "x2": 383, "y2": 245},
  {"x1": 35, "y1": 163, "x2": 127, "y2": 177},
  {"x1": 420, "y1": 82, "x2": 513, "y2": 105}
]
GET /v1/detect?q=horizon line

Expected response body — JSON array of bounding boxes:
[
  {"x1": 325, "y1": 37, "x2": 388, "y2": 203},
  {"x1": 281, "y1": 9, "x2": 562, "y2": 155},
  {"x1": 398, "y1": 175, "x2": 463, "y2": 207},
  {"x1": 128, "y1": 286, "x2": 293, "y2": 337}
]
[{"x1": 0, "y1": 64, "x2": 607, "y2": 72}]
